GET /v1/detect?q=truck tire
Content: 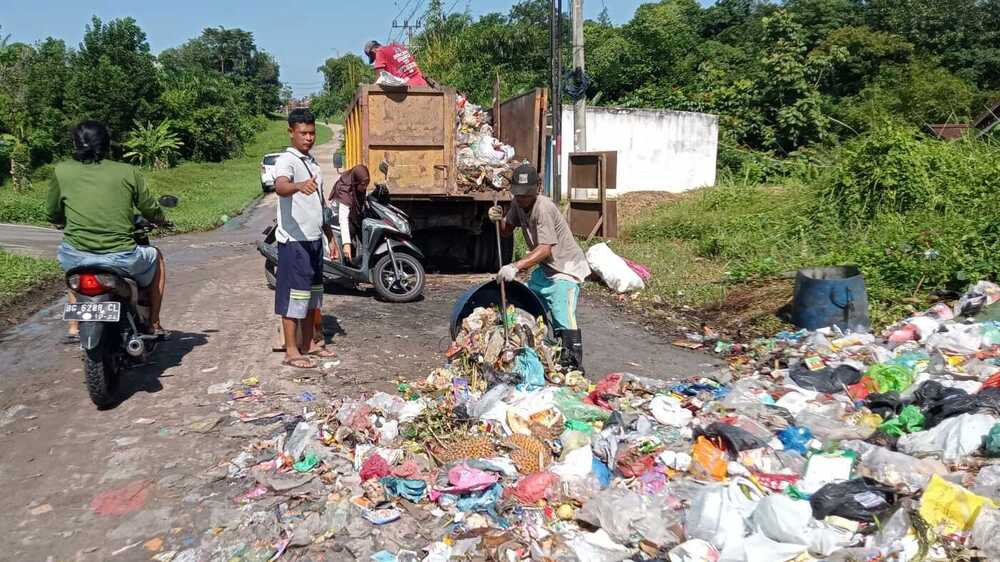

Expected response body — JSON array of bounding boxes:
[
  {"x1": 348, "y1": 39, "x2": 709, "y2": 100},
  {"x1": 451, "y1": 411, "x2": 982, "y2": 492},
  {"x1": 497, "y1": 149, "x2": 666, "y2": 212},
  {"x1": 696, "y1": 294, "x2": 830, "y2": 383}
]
[
  {"x1": 84, "y1": 335, "x2": 121, "y2": 409},
  {"x1": 372, "y1": 252, "x2": 425, "y2": 302}
]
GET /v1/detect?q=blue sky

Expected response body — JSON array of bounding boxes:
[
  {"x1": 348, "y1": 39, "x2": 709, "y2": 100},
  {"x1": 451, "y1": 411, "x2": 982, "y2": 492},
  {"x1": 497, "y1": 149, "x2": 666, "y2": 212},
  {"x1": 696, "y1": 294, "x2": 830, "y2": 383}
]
[{"x1": 1, "y1": 0, "x2": 711, "y2": 96}]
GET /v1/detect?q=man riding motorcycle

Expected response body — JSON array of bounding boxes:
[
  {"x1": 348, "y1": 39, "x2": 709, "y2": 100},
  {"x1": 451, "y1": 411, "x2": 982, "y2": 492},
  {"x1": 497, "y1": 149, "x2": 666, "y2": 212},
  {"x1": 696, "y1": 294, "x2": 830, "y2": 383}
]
[{"x1": 46, "y1": 120, "x2": 170, "y2": 339}]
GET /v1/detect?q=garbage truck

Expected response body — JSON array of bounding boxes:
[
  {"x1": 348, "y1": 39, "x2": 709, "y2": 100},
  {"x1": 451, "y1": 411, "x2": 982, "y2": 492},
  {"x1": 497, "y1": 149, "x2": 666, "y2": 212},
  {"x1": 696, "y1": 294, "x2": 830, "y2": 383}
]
[{"x1": 342, "y1": 84, "x2": 548, "y2": 271}]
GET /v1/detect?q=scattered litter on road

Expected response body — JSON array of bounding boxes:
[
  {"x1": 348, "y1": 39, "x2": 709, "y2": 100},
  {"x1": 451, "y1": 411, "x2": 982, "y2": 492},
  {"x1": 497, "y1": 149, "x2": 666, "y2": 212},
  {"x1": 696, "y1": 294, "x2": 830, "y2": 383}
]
[{"x1": 140, "y1": 281, "x2": 1000, "y2": 560}]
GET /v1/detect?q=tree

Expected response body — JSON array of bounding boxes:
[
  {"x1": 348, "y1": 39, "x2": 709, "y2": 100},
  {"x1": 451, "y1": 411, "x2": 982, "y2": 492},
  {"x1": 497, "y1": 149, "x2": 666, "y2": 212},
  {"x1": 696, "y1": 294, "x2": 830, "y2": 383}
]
[
  {"x1": 65, "y1": 17, "x2": 161, "y2": 144},
  {"x1": 123, "y1": 120, "x2": 183, "y2": 169},
  {"x1": 755, "y1": 10, "x2": 829, "y2": 151},
  {"x1": 158, "y1": 27, "x2": 282, "y2": 113},
  {"x1": 812, "y1": 26, "x2": 913, "y2": 98},
  {"x1": 312, "y1": 54, "x2": 373, "y2": 119}
]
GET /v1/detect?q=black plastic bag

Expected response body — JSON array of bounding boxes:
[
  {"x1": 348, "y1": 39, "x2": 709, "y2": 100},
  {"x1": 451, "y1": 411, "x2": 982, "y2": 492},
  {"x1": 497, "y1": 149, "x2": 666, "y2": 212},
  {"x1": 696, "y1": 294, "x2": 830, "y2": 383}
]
[
  {"x1": 923, "y1": 394, "x2": 978, "y2": 428},
  {"x1": 865, "y1": 391, "x2": 902, "y2": 419},
  {"x1": 697, "y1": 422, "x2": 768, "y2": 453},
  {"x1": 977, "y1": 387, "x2": 1000, "y2": 413},
  {"x1": 810, "y1": 478, "x2": 897, "y2": 523},
  {"x1": 789, "y1": 363, "x2": 862, "y2": 394}
]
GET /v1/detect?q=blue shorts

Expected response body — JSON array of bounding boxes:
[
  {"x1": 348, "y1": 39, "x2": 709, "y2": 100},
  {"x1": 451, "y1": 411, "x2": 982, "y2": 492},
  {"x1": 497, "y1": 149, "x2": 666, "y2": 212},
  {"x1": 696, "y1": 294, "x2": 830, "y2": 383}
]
[
  {"x1": 528, "y1": 267, "x2": 580, "y2": 331},
  {"x1": 57, "y1": 242, "x2": 159, "y2": 287},
  {"x1": 275, "y1": 240, "x2": 324, "y2": 319}
]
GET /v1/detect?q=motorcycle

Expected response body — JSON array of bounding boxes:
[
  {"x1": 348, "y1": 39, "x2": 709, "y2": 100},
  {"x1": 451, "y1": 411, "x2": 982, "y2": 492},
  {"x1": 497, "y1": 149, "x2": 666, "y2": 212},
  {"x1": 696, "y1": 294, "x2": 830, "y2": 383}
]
[
  {"x1": 63, "y1": 195, "x2": 178, "y2": 409},
  {"x1": 258, "y1": 158, "x2": 426, "y2": 303}
]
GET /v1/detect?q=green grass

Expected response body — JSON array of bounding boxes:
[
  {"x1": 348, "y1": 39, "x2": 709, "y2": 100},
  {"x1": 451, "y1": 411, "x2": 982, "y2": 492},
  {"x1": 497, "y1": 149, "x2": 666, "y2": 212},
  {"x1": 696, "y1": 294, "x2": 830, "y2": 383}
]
[
  {"x1": 0, "y1": 117, "x2": 334, "y2": 232},
  {"x1": 0, "y1": 250, "x2": 61, "y2": 307}
]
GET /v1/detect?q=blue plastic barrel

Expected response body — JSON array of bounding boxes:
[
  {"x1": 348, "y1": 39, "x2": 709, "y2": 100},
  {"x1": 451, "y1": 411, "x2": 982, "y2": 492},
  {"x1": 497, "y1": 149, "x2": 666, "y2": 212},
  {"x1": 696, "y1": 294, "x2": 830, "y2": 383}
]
[
  {"x1": 450, "y1": 280, "x2": 552, "y2": 339},
  {"x1": 791, "y1": 266, "x2": 871, "y2": 332}
]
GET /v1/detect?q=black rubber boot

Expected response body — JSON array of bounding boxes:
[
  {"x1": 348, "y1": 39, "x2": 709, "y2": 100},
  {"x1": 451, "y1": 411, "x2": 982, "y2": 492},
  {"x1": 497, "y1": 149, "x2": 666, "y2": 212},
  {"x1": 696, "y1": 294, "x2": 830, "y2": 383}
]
[{"x1": 560, "y1": 329, "x2": 585, "y2": 375}]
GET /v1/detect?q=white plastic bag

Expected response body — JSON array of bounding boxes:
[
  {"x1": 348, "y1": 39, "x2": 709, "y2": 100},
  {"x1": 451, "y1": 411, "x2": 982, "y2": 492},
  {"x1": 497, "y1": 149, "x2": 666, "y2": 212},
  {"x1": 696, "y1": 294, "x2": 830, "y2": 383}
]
[
  {"x1": 650, "y1": 395, "x2": 694, "y2": 427},
  {"x1": 668, "y1": 539, "x2": 720, "y2": 562},
  {"x1": 685, "y1": 478, "x2": 762, "y2": 552},
  {"x1": 751, "y1": 495, "x2": 812, "y2": 545},
  {"x1": 841, "y1": 440, "x2": 948, "y2": 493},
  {"x1": 566, "y1": 529, "x2": 632, "y2": 562},
  {"x1": 586, "y1": 243, "x2": 644, "y2": 294},
  {"x1": 897, "y1": 413, "x2": 998, "y2": 462}
]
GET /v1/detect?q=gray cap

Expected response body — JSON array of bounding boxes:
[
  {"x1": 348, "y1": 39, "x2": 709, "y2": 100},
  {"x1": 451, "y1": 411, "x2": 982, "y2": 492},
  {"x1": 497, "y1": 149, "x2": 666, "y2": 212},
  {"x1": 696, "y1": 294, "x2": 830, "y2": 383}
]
[{"x1": 364, "y1": 40, "x2": 380, "y2": 55}]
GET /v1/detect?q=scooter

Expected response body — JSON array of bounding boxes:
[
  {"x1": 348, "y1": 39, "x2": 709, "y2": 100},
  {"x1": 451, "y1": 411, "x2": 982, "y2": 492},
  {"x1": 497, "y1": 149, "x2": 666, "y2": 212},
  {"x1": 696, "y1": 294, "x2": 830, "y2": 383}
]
[
  {"x1": 258, "y1": 158, "x2": 426, "y2": 303},
  {"x1": 63, "y1": 195, "x2": 178, "y2": 409}
]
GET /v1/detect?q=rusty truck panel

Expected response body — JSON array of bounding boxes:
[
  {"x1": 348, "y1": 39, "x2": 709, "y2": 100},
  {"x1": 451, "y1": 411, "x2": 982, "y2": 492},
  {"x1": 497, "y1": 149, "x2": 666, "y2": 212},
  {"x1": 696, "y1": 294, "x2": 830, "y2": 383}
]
[{"x1": 345, "y1": 85, "x2": 457, "y2": 196}]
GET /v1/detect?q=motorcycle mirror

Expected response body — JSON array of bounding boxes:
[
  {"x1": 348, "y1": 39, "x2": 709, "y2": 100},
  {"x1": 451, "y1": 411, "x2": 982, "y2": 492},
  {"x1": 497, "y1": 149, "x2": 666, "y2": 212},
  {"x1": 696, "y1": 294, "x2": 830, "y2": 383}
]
[
  {"x1": 379, "y1": 159, "x2": 389, "y2": 175},
  {"x1": 159, "y1": 195, "x2": 179, "y2": 208},
  {"x1": 333, "y1": 152, "x2": 344, "y2": 169}
]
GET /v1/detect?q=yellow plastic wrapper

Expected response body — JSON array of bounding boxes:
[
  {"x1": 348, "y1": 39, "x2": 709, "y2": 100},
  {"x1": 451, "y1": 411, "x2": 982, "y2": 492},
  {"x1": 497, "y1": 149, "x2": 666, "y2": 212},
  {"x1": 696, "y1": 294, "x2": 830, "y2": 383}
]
[{"x1": 919, "y1": 474, "x2": 995, "y2": 533}]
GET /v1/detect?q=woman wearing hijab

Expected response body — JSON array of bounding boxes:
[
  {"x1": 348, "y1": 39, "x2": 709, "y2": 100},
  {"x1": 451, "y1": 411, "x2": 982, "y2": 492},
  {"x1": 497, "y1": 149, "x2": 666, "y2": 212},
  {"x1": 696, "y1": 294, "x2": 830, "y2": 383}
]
[{"x1": 329, "y1": 165, "x2": 371, "y2": 263}]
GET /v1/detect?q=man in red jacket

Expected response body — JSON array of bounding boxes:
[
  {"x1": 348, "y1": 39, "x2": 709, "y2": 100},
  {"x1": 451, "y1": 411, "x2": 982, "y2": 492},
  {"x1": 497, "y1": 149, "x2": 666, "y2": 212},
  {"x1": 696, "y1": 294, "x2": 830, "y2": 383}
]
[{"x1": 364, "y1": 40, "x2": 429, "y2": 87}]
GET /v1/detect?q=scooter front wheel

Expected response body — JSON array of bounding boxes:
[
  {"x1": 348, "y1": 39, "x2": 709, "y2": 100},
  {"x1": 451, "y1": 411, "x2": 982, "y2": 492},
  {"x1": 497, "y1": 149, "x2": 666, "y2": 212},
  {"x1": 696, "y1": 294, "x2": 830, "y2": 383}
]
[{"x1": 372, "y1": 252, "x2": 425, "y2": 303}]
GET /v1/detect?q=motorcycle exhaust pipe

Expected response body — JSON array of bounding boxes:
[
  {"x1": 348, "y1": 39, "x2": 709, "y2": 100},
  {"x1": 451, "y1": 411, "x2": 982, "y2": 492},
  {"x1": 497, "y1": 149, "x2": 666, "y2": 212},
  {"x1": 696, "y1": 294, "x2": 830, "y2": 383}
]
[{"x1": 126, "y1": 337, "x2": 145, "y2": 357}]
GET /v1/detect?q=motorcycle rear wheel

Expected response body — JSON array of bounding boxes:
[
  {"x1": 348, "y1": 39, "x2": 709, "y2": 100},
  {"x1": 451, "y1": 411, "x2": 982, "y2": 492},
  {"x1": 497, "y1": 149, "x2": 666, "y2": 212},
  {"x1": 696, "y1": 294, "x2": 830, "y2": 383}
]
[{"x1": 84, "y1": 335, "x2": 122, "y2": 409}]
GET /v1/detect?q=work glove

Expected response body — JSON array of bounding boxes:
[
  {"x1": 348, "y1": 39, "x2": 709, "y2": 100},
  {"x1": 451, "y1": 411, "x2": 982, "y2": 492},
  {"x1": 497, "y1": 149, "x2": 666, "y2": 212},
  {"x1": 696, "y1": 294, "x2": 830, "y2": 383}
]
[
  {"x1": 487, "y1": 205, "x2": 504, "y2": 222},
  {"x1": 497, "y1": 263, "x2": 519, "y2": 282}
]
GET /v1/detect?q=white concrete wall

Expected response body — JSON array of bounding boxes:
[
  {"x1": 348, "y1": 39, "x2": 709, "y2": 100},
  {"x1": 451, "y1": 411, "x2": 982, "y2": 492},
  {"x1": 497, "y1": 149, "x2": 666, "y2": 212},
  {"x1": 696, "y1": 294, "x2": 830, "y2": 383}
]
[{"x1": 559, "y1": 105, "x2": 718, "y2": 196}]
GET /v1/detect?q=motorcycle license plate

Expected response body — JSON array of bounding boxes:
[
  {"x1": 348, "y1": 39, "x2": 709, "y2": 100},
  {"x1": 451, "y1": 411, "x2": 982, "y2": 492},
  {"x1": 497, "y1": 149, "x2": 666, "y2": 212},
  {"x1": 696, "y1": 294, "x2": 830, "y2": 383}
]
[{"x1": 63, "y1": 302, "x2": 121, "y2": 322}]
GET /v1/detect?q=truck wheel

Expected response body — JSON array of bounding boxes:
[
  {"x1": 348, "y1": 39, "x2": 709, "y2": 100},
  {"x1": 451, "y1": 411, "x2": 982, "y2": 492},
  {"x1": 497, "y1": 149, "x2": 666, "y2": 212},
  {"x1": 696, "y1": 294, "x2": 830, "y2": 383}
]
[
  {"x1": 373, "y1": 253, "x2": 425, "y2": 303},
  {"x1": 84, "y1": 335, "x2": 121, "y2": 409}
]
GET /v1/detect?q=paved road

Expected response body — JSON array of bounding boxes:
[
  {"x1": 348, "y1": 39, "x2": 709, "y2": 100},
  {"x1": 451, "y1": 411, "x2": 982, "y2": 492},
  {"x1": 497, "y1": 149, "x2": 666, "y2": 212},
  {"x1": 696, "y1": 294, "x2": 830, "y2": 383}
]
[
  {"x1": 0, "y1": 128, "x2": 719, "y2": 560},
  {"x1": 0, "y1": 223, "x2": 62, "y2": 258}
]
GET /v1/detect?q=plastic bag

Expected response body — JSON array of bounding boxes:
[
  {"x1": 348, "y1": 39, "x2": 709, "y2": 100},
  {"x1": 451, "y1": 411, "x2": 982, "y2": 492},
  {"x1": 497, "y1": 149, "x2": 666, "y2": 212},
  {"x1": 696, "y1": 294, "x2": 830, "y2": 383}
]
[
  {"x1": 506, "y1": 471, "x2": 560, "y2": 504},
  {"x1": 439, "y1": 464, "x2": 498, "y2": 493},
  {"x1": 841, "y1": 440, "x2": 948, "y2": 494},
  {"x1": 865, "y1": 364, "x2": 913, "y2": 393},
  {"x1": 565, "y1": 529, "x2": 632, "y2": 562},
  {"x1": 380, "y1": 477, "x2": 427, "y2": 502},
  {"x1": 973, "y1": 465, "x2": 1000, "y2": 499},
  {"x1": 586, "y1": 243, "x2": 645, "y2": 294},
  {"x1": 971, "y1": 506, "x2": 1000, "y2": 560},
  {"x1": 684, "y1": 477, "x2": 762, "y2": 551},
  {"x1": 864, "y1": 391, "x2": 902, "y2": 419},
  {"x1": 751, "y1": 494, "x2": 813, "y2": 545},
  {"x1": 897, "y1": 412, "x2": 998, "y2": 462},
  {"x1": 554, "y1": 388, "x2": 611, "y2": 423},
  {"x1": 809, "y1": 478, "x2": 897, "y2": 523},
  {"x1": 512, "y1": 348, "x2": 545, "y2": 391},
  {"x1": 879, "y1": 405, "x2": 924, "y2": 437},
  {"x1": 587, "y1": 373, "x2": 624, "y2": 410},
  {"x1": 668, "y1": 540, "x2": 720, "y2": 562},
  {"x1": 359, "y1": 453, "x2": 391, "y2": 481},
  {"x1": 649, "y1": 395, "x2": 694, "y2": 427},
  {"x1": 788, "y1": 363, "x2": 862, "y2": 394},
  {"x1": 918, "y1": 474, "x2": 993, "y2": 533},
  {"x1": 698, "y1": 422, "x2": 768, "y2": 454},
  {"x1": 690, "y1": 436, "x2": 728, "y2": 480},
  {"x1": 926, "y1": 323, "x2": 983, "y2": 354},
  {"x1": 777, "y1": 426, "x2": 812, "y2": 455}
]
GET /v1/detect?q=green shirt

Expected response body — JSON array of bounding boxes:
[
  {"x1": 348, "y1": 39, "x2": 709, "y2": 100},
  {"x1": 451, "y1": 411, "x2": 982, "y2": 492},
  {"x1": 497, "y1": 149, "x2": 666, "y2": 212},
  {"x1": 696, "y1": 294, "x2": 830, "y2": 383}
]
[{"x1": 46, "y1": 160, "x2": 164, "y2": 253}]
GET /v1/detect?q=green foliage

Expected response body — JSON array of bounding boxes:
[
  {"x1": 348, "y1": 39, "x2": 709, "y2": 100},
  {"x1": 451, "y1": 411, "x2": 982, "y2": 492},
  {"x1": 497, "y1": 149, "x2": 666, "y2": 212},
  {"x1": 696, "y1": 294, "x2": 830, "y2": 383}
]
[
  {"x1": 628, "y1": 127, "x2": 1000, "y2": 322},
  {"x1": 10, "y1": 141, "x2": 31, "y2": 191},
  {"x1": 0, "y1": 250, "x2": 60, "y2": 308},
  {"x1": 0, "y1": 17, "x2": 281, "y2": 179},
  {"x1": 64, "y1": 17, "x2": 161, "y2": 143},
  {"x1": 312, "y1": 54, "x2": 373, "y2": 119},
  {"x1": 123, "y1": 120, "x2": 183, "y2": 169}
]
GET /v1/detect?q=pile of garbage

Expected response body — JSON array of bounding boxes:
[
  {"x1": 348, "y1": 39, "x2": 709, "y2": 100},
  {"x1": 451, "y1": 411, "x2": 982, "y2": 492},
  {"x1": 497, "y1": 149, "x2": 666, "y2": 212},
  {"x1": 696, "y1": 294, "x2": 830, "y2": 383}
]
[
  {"x1": 454, "y1": 95, "x2": 516, "y2": 193},
  {"x1": 166, "y1": 281, "x2": 1000, "y2": 561}
]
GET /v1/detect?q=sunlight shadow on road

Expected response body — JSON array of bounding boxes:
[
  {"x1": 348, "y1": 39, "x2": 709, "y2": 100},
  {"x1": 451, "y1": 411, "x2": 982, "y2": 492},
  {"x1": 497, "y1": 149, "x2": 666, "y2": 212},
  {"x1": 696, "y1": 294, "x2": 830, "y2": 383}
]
[{"x1": 107, "y1": 331, "x2": 210, "y2": 408}]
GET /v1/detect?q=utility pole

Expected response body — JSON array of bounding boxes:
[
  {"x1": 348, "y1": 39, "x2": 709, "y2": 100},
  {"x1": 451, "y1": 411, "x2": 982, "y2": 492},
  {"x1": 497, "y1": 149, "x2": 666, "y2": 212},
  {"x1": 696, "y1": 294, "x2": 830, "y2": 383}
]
[
  {"x1": 572, "y1": 0, "x2": 586, "y2": 151},
  {"x1": 392, "y1": 19, "x2": 418, "y2": 46},
  {"x1": 550, "y1": 0, "x2": 563, "y2": 204}
]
